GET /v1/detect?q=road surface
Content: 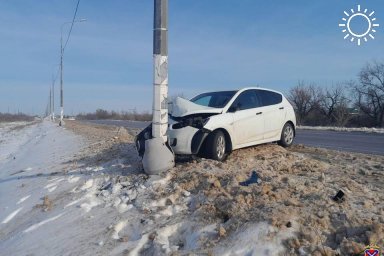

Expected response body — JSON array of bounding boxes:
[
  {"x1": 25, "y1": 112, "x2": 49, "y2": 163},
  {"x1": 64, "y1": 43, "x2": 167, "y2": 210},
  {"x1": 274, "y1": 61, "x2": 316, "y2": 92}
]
[
  {"x1": 81, "y1": 120, "x2": 384, "y2": 155},
  {"x1": 295, "y1": 129, "x2": 384, "y2": 155}
]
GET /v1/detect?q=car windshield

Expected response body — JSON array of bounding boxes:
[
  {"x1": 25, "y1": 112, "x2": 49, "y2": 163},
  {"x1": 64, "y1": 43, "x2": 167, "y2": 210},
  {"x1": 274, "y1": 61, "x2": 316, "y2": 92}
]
[{"x1": 190, "y1": 90, "x2": 237, "y2": 108}]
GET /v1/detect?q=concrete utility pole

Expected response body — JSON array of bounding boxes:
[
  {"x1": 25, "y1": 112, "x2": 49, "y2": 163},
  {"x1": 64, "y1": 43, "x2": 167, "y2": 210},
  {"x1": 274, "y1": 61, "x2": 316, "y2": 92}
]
[
  {"x1": 59, "y1": 19, "x2": 86, "y2": 126},
  {"x1": 59, "y1": 30, "x2": 64, "y2": 126},
  {"x1": 141, "y1": 0, "x2": 175, "y2": 174},
  {"x1": 49, "y1": 87, "x2": 52, "y2": 120}
]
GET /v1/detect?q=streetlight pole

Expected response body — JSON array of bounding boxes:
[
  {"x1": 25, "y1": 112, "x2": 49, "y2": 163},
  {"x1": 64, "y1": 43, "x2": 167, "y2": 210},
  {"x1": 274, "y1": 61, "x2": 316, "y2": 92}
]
[
  {"x1": 49, "y1": 86, "x2": 52, "y2": 120},
  {"x1": 59, "y1": 19, "x2": 86, "y2": 126},
  {"x1": 52, "y1": 75, "x2": 55, "y2": 121}
]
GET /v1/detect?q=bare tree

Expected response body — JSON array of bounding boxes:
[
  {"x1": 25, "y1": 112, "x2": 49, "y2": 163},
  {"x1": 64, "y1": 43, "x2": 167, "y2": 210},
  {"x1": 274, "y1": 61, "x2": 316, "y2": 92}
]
[
  {"x1": 333, "y1": 101, "x2": 351, "y2": 126},
  {"x1": 288, "y1": 81, "x2": 320, "y2": 125},
  {"x1": 319, "y1": 84, "x2": 350, "y2": 126},
  {"x1": 353, "y1": 61, "x2": 384, "y2": 127}
]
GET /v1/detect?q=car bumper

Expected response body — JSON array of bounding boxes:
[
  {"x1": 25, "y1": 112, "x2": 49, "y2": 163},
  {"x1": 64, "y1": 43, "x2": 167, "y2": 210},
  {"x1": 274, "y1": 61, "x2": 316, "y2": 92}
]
[{"x1": 168, "y1": 126, "x2": 209, "y2": 155}]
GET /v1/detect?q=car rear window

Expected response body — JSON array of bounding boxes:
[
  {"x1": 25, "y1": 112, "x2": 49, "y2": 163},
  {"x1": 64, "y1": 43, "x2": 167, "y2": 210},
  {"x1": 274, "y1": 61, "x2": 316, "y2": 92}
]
[{"x1": 257, "y1": 90, "x2": 282, "y2": 106}]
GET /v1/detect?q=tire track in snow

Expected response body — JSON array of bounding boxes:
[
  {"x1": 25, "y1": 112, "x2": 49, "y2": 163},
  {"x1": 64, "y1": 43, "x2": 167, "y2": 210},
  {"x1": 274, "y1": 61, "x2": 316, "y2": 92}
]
[
  {"x1": 2, "y1": 207, "x2": 23, "y2": 224},
  {"x1": 17, "y1": 195, "x2": 31, "y2": 204},
  {"x1": 23, "y1": 212, "x2": 65, "y2": 233}
]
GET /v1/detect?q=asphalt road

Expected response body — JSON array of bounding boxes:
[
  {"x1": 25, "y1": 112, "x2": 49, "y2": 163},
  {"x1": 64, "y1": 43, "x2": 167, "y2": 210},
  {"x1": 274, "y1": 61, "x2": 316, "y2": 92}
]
[
  {"x1": 295, "y1": 129, "x2": 384, "y2": 156},
  {"x1": 81, "y1": 120, "x2": 384, "y2": 156}
]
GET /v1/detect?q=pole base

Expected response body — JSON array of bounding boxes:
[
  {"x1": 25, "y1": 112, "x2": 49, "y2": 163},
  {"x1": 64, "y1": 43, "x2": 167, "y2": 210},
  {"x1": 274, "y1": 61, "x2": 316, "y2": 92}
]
[
  {"x1": 59, "y1": 120, "x2": 65, "y2": 126},
  {"x1": 142, "y1": 137, "x2": 175, "y2": 175}
]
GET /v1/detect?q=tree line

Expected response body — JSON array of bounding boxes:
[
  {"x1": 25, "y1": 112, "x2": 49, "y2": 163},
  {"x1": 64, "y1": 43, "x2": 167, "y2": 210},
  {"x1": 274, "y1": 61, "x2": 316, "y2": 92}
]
[
  {"x1": 288, "y1": 60, "x2": 384, "y2": 127},
  {"x1": 76, "y1": 109, "x2": 152, "y2": 121},
  {"x1": 0, "y1": 112, "x2": 35, "y2": 122}
]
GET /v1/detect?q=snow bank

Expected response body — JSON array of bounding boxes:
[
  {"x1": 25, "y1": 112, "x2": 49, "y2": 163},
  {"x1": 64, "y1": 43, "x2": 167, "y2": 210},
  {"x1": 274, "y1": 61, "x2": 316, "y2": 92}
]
[{"x1": 298, "y1": 125, "x2": 384, "y2": 133}]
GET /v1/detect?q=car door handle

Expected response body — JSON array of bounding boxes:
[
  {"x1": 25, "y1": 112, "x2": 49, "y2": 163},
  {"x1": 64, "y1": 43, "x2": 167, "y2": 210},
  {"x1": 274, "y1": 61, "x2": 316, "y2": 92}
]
[
  {"x1": 256, "y1": 112, "x2": 262, "y2": 115},
  {"x1": 279, "y1": 107, "x2": 284, "y2": 110}
]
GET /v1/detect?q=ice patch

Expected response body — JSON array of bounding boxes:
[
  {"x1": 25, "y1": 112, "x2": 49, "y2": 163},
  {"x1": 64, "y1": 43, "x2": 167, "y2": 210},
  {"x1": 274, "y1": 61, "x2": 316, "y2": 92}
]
[
  {"x1": 17, "y1": 195, "x2": 31, "y2": 204},
  {"x1": 23, "y1": 213, "x2": 65, "y2": 233},
  {"x1": 117, "y1": 204, "x2": 133, "y2": 213},
  {"x1": 149, "y1": 173, "x2": 172, "y2": 187},
  {"x1": 64, "y1": 198, "x2": 84, "y2": 208},
  {"x1": 48, "y1": 186, "x2": 57, "y2": 193},
  {"x1": 155, "y1": 223, "x2": 182, "y2": 253},
  {"x1": 44, "y1": 183, "x2": 57, "y2": 189},
  {"x1": 80, "y1": 198, "x2": 101, "y2": 213},
  {"x1": 128, "y1": 234, "x2": 149, "y2": 256},
  {"x1": 81, "y1": 179, "x2": 94, "y2": 190},
  {"x1": 2, "y1": 207, "x2": 23, "y2": 224},
  {"x1": 112, "y1": 183, "x2": 122, "y2": 195},
  {"x1": 150, "y1": 198, "x2": 167, "y2": 207},
  {"x1": 67, "y1": 175, "x2": 80, "y2": 183},
  {"x1": 111, "y1": 220, "x2": 128, "y2": 240},
  {"x1": 48, "y1": 177, "x2": 65, "y2": 183},
  {"x1": 158, "y1": 205, "x2": 186, "y2": 217},
  {"x1": 85, "y1": 166, "x2": 104, "y2": 172}
]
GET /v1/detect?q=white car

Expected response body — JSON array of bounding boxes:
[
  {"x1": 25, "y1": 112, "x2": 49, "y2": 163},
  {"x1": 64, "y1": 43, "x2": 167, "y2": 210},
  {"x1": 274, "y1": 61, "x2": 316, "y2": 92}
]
[{"x1": 136, "y1": 87, "x2": 296, "y2": 161}]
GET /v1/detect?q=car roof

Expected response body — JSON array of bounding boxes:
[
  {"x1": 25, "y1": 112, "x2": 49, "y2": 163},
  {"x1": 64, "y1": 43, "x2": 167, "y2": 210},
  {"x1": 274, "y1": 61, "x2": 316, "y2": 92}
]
[
  {"x1": 237, "y1": 87, "x2": 283, "y2": 95},
  {"x1": 192, "y1": 87, "x2": 284, "y2": 97}
]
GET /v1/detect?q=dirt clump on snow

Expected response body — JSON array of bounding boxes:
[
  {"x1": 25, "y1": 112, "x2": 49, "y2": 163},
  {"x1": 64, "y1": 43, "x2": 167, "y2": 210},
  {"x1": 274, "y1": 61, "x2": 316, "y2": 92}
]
[{"x1": 35, "y1": 196, "x2": 53, "y2": 212}]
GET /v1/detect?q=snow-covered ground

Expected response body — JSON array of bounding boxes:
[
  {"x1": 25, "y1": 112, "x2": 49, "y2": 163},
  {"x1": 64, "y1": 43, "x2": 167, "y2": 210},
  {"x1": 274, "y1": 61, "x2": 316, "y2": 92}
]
[
  {"x1": 0, "y1": 121, "x2": 296, "y2": 255},
  {"x1": 0, "y1": 121, "x2": 89, "y2": 255},
  {"x1": 298, "y1": 125, "x2": 384, "y2": 133},
  {"x1": 1, "y1": 120, "x2": 383, "y2": 255}
]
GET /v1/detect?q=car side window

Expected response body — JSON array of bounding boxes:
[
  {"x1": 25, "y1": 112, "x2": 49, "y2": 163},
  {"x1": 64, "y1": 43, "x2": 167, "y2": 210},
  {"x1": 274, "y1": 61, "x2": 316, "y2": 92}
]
[
  {"x1": 257, "y1": 90, "x2": 282, "y2": 106},
  {"x1": 230, "y1": 90, "x2": 261, "y2": 111}
]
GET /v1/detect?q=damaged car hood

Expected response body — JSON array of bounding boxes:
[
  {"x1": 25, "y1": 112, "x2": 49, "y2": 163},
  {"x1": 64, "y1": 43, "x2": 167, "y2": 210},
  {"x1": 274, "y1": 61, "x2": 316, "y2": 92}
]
[{"x1": 169, "y1": 97, "x2": 223, "y2": 117}]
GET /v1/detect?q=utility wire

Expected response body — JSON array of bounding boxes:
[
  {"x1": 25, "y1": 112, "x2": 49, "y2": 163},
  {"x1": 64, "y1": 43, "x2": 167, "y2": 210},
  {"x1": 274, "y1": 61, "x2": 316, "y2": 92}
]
[{"x1": 63, "y1": 0, "x2": 81, "y2": 52}]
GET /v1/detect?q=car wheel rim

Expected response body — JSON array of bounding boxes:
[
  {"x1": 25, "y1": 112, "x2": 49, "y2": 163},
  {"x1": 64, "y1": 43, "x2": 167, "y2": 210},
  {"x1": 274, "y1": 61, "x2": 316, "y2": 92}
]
[
  {"x1": 216, "y1": 136, "x2": 225, "y2": 159},
  {"x1": 284, "y1": 125, "x2": 293, "y2": 144}
]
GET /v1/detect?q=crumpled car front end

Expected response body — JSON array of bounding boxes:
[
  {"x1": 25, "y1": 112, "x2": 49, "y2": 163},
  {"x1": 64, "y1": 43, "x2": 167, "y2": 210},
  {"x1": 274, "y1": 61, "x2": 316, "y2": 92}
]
[
  {"x1": 168, "y1": 114, "x2": 212, "y2": 155},
  {"x1": 167, "y1": 97, "x2": 222, "y2": 155},
  {"x1": 136, "y1": 97, "x2": 222, "y2": 156}
]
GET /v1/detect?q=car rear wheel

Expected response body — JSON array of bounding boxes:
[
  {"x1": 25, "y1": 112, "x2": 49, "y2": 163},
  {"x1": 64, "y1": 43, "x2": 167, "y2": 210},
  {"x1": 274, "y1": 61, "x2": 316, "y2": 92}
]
[
  {"x1": 279, "y1": 122, "x2": 294, "y2": 147},
  {"x1": 206, "y1": 130, "x2": 227, "y2": 161}
]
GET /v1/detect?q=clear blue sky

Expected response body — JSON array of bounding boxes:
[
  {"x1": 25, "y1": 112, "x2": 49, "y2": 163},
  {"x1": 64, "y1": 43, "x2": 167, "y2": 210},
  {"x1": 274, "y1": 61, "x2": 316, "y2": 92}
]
[{"x1": 0, "y1": 0, "x2": 382, "y2": 115}]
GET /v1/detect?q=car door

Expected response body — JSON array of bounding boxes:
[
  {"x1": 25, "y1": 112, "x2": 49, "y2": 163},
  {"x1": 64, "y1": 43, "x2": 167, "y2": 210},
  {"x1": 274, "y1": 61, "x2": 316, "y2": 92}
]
[
  {"x1": 228, "y1": 90, "x2": 264, "y2": 146},
  {"x1": 257, "y1": 90, "x2": 285, "y2": 139}
]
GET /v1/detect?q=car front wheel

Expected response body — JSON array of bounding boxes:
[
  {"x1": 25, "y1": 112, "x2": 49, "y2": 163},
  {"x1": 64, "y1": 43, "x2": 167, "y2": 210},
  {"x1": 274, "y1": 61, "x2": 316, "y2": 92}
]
[
  {"x1": 206, "y1": 130, "x2": 227, "y2": 161},
  {"x1": 279, "y1": 122, "x2": 294, "y2": 147}
]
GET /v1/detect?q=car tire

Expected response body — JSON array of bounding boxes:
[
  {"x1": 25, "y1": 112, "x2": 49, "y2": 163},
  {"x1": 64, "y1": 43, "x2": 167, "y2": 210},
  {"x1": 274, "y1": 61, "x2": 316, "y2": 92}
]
[
  {"x1": 206, "y1": 130, "x2": 227, "y2": 161},
  {"x1": 279, "y1": 122, "x2": 294, "y2": 147}
]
